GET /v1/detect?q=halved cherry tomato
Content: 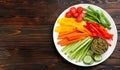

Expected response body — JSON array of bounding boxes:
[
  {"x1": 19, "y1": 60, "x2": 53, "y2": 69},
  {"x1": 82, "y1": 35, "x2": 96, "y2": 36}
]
[
  {"x1": 77, "y1": 6, "x2": 83, "y2": 14},
  {"x1": 70, "y1": 7, "x2": 77, "y2": 14},
  {"x1": 73, "y1": 12, "x2": 79, "y2": 18},
  {"x1": 65, "y1": 11, "x2": 72, "y2": 18},
  {"x1": 81, "y1": 12, "x2": 86, "y2": 18},
  {"x1": 76, "y1": 15, "x2": 82, "y2": 22}
]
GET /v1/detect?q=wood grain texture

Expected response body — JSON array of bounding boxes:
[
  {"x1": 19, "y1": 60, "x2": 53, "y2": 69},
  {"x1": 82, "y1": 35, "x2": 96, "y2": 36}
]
[{"x1": 0, "y1": 0, "x2": 120, "y2": 70}]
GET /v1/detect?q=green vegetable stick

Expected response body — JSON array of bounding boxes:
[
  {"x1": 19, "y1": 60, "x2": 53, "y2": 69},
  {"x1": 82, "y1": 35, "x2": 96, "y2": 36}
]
[
  {"x1": 62, "y1": 43, "x2": 76, "y2": 54},
  {"x1": 62, "y1": 42, "x2": 76, "y2": 52},
  {"x1": 84, "y1": 9, "x2": 100, "y2": 23},
  {"x1": 88, "y1": 6, "x2": 98, "y2": 14},
  {"x1": 68, "y1": 37, "x2": 93, "y2": 59},
  {"x1": 98, "y1": 11, "x2": 111, "y2": 29},
  {"x1": 76, "y1": 40, "x2": 92, "y2": 62},
  {"x1": 71, "y1": 42, "x2": 91, "y2": 60},
  {"x1": 100, "y1": 10, "x2": 111, "y2": 26},
  {"x1": 75, "y1": 43, "x2": 89, "y2": 62},
  {"x1": 70, "y1": 37, "x2": 91, "y2": 52},
  {"x1": 84, "y1": 17, "x2": 97, "y2": 22}
]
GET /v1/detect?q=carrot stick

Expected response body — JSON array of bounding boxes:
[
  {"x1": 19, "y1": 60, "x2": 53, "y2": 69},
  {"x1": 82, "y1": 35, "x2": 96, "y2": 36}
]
[
  {"x1": 58, "y1": 31, "x2": 79, "y2": 39},
  {"x1": 58, "y1": 36, "x2": 87, "y2": 46},
  {"x1": 67, "y1": 33, "x2": 88, "y2": 40},
  {"x1": 59, "y1": 32, "x2": 72, "y2": 36},
  {"x1": 58, "y1": 30, "x2": 77, "y2": 38}
]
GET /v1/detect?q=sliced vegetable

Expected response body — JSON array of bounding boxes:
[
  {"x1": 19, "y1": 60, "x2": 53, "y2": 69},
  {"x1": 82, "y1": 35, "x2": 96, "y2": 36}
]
[
  {"x1": 98, "y1": 11, "x2": 111, "y2": 29},
  {"x1": 100, "y1": 10, "x2": 111, "y2": 26},
  {"x1": 62, "y1": 42, "x2": 76, "y2": 54},
  {"x1": 65, "y1": 6, "x2": 85, "y2": 22},
  {"x1": 84, "y1": 8, "x2": 100, "y2": 23},
  {"x1": 83, "y1": 55, "x2": 94, "y2": 64},
  {"x1": 86, "y1": 50, "x2": 94, "y2": 56},
  {"x1": 93, "y1": 54, "x2": 102, "y2": 62},
  {"x1": 67, "y1": 33, "x2": 89, "y2": 40},
  {"x1": 76, "y1": 15, "x2": 83, "y2": 22},
  {"x1": 88, "y1": 6, "x2": 97, "y2": 14},
  {"x1": 84, "y1": 6, "x2": 111, "y2": 29},
  {"x1": 58, "y1": 31, "x2": 78, "y2": 39},
  {"x1": 73, "y1": 12, "x2": 79, "y2": 17},
  {"x1": 77, "y1": 6, "x2": 83, "y2": 13},
  {"x1": 70, "y1": 7, "x2": 77, "y2": 14},
  {"x1": 61, "y1": 37, "x2": 93, "y2": 62},
  {"x1": 58, "y1": 36, "x2": 87, "y2": 46},
  {"x1": 70, "y1": 36, "x2": 92, "y2": 52},
  {"x1": 65, "y1": 11, "x2": 72, "y2": 18},
  {"x1": 76, "y1": 41, "x2": 92, "y2": 62},
  {"x1": 84, "y1": 16, "x2": 97, "y2": 22},
  {"x1": 84, "y1": 22, "x2": 113, "y2": 39},
  {"x1": 68, "y1": 37, "x2": 93, "y2": 60}
]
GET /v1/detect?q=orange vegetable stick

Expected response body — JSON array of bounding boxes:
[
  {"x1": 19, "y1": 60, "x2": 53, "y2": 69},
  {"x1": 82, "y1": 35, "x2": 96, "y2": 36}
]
[
  {"x1": 59, "y1": 32, "x2": 72, "y2": 36},
  {"x1": 58, "y1": 36, "x2": 87, "y2": 46},
  {"x1": 58, "y1": 30, "x2": 77, "y2": 38},
  {"x1": 58, "y1": 31, "x2": 79, "y2": 39},
  {"x1": 67, "y1": 33, "x2": 89, "y2": 40}
]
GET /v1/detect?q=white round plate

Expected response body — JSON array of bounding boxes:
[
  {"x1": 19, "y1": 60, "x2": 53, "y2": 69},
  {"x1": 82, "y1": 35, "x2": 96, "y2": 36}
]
[{"x1": 53, "y1": 4, "x2": 118, "y2": 67}]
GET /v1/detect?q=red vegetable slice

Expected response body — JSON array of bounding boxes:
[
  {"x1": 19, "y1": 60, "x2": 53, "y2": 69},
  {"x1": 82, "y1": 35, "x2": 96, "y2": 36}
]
[
  {"x1": 70, "y1": 7, "x2": 77, "y2": 14},
  {"x1": 65, "y1": 11, "x2": 72, "y2": 18},
  {"x1": 76, "y1": 15, "x2": 83, "y2": 22},
  {"x1": 73, "y1": 12, "x2": 79, "y2": 18},
  {"x1": 77, "y1": 6, "x2": 83, "y2": 14}
]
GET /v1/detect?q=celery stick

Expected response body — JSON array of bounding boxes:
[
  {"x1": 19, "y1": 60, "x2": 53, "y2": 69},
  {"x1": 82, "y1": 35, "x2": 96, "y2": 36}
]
[
  {"x1": 62, "y1": 44, "x2": 74, "y2": 54},
  {"x1": 76, "y1": 41, "x2": 92, "y2": 62},
  {"x1": 70, "y1": 37, "x2": 91, "y2": 53},
  {"x1": 62, "y1": 43, "x2": 76, "y2": 54},
  {"x1": 80, "y1": 41, "x2": 92, "y2": 61},
  {"x1": 68, "y1": 37, "x2": 92, "y2": 59},
  {"x1": 69, "y1": 44, "x2": 88, "y2": 60},
  {"x1": 62, "y1": 44, "x2": 73, "y2": 55},
  {"x1": 68, "y1": 50, "x2": 80, "y2": 60},
  {"x1": 62, "y1": 43, "x2": 75, "y2": 52},
  {"x1": 75, "y1": 44, "x2": 89, "y2": 61}
]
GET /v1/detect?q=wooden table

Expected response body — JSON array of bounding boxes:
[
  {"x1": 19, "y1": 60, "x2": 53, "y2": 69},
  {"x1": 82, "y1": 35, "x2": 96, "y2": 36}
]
[{"x1": 0, "y1": 0, "x2": 120, "y2": 70}]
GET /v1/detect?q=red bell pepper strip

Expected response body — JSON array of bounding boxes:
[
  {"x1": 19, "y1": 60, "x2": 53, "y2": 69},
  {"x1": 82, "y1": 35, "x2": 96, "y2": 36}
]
[{"x1": 84, "y1": 22, "x2": 113, "y2": 40}]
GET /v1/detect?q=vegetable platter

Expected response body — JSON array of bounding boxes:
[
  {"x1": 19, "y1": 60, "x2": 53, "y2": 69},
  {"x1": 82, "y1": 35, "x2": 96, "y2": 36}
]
[{"x1": 53, "y1": 4, "x2": 117, "y2": 67}]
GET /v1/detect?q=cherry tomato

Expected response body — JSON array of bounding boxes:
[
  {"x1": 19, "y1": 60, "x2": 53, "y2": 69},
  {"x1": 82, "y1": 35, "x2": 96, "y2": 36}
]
[
  {"x1": 65, "y1": 11, "x2": 72, "y2": 18},
  {"x1": 77, "y1": 6, "x2": 83, "y2": 14},
  {"x1": 76, "y1": 15, "x2": 82, "y2": 22},
  {"x1": 81, "y1": 12, "x2": 86, "y2": 18},
  {"x1": 73, "y1": 12, "x2": 79, "y2": 18},
  {"x1": 70, "y1": 7, "x2": 77, "y2": 14}
]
